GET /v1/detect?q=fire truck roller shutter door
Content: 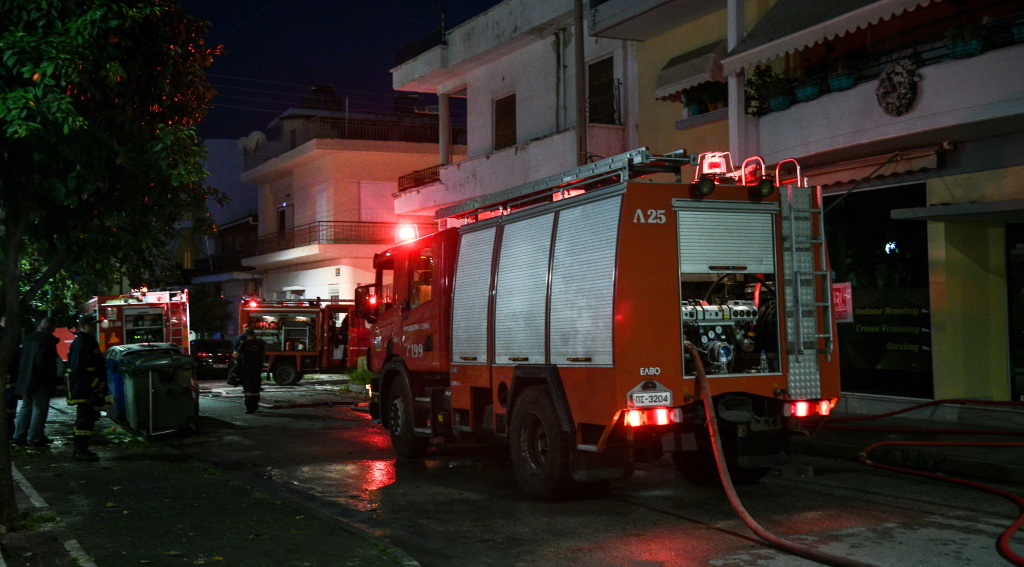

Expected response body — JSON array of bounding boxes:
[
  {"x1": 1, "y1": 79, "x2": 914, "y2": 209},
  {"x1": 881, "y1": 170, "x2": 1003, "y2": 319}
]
[
  {"x1": 451, "y1": 227, "x2": 496, "y2": 365},
  {"x1": 495, "y1": 213, "x2": 554, "y2": 365},
  {"x1": 550, "y1": 196, "x2": 622, "y2": 366}
]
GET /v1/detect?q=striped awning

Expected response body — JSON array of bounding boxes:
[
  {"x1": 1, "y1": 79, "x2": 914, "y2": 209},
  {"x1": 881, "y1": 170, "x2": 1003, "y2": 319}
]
[
  {"x1": 722, "y1": 0, "x2": 939, "y2": 75},
  {"x1": 655, "y1": 41, "x2": 727, "y2": 101}
]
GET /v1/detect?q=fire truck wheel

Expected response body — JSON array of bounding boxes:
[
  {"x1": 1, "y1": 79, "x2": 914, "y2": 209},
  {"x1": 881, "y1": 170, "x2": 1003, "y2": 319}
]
[
  {"x1": 509, "y1": 386, "x2": 574, "y2": 500},
  {"x1": 387, "y1": 375, "x2": 430, "y2": 458},
  {"x1": 271, "y1": 362, "x2": 300, "y2": 385}
]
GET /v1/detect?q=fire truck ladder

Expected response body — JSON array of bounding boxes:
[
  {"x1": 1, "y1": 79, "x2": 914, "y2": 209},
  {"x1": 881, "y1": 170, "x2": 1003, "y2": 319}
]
[
  {"x1": 167, "y1": 292, "x2": 189, "y2": 353},
  {"x1": 780, "y1": 174, "x2": 834, "y2": 400},
  {"x1": 434, "y1": 147, "x2": 695, "y2": 221},
  {"x1": 781, "y1": 179, "x2": 834, "y2": 357}
]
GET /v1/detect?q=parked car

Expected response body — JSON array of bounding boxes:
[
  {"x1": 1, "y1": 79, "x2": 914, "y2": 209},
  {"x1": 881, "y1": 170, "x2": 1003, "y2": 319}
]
[{"x1": 189, "y1": 339, "x2": 234, "y2": 380}]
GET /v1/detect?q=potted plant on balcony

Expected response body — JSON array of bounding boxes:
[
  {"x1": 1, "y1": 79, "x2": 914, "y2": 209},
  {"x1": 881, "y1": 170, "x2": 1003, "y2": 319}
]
[
  {"x1": 682, "y1": 81, "x2": 728, "y2": 117},
  {"x1": 945, "y1": 23, "x2": 984, "y2": 58},
  {"x1": 827, "y1": 65, "x2": 858, "y2": 92},
  {"x1": 745, "y1": 64, "x2": 792, "y2": 114}
]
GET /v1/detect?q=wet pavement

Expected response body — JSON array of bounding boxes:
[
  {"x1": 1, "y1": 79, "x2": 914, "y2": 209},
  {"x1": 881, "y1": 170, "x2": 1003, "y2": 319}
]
[{"x1": 2, "y1": 380, "x2": 1023, "y2": 567}]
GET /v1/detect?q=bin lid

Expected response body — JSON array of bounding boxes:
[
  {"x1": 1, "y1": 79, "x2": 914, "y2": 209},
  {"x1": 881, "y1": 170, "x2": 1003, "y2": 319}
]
[{"x1": 121, "y1": 354, "x2": 194, "y2": 371}]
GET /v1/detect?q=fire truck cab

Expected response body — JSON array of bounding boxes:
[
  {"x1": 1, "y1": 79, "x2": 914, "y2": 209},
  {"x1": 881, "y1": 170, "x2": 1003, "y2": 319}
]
[
  {"x1": 356, "y1": 148, "x2": 840, "y2": 499},
  {"x1": 238, "y1": 298, "x2": 369, "y2": 385}
]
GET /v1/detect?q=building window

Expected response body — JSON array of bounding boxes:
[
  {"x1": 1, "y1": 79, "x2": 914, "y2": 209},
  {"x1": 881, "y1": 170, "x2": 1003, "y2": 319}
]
[
  {"x1": 277, "y1": 205, "x2": 293, "y2": 233},
  {"x1": 494, "y1": 93, "x2": 516, "y2": 151},
  {"x1": 588, "y1": 57, "x2": 618, "y2": 125}
]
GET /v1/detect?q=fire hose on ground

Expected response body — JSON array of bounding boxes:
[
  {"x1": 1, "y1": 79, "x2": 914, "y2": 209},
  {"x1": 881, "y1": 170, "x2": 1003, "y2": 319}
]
[
  {"x1": 684, "y1": 341, "x2": 882, "y2": 567},
  {"x1": 807, "y1": 399, "x2": 1024, "y2": 566}
]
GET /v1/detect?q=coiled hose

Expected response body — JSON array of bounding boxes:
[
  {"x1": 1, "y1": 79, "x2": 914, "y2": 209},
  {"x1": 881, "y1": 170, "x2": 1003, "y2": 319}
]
[{"x1": 684, "y1": 342, "x2": 880, "y2": 567}]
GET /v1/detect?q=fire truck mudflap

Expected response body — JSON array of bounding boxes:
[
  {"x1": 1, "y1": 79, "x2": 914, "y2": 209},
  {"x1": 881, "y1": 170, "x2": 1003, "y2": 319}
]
[{"x1": 358, "y1": 148, "x2": 840, "y2": 499}]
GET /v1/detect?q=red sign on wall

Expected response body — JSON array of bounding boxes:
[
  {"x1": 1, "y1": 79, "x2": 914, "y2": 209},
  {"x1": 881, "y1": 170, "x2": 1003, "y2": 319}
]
[{"x1": 833, "y1": 282, "x2": 854, "y2": 323}]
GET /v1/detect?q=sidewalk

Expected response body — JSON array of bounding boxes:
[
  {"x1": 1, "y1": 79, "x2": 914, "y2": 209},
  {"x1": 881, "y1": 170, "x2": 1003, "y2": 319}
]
[
  {"x1": 1, "y1": 400, "x2": 416, "y2": 567},
  {"x1": 794, "y1": 405, "x2": 1024, "y2": 485}
]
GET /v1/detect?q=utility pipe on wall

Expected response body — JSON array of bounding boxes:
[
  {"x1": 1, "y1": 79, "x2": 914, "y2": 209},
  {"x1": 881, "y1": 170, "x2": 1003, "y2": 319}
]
[{"x1": 574, "y1": 0, "x2": 587, "y2": 166}]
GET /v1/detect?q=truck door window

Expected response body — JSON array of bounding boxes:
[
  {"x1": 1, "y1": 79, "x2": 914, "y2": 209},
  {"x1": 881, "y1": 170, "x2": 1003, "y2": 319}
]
[
  {"x1": 409, "y1": 246, "x2": 433, "y2": 310},
  {"x1": 377, "y1": 256, "x2": 395, "y2": 311}
]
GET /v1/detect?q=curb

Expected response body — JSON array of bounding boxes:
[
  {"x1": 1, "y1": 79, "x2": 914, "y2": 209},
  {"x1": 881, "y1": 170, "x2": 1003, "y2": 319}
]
[
  {"x1": 258, "y1": 401, "x2": 354, "y2": 409},
  {"x1": 793, "y1": 436, "x2": 1024, "y2": 485},
  {"x1": 6, "y1": 465, "x2": 99, "y2": 567}
]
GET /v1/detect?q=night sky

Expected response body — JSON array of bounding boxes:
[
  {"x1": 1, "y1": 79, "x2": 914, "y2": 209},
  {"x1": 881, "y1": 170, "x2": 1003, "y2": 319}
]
[{"x1": 179, "y1": 0, "x2": 503, "y2": 141}]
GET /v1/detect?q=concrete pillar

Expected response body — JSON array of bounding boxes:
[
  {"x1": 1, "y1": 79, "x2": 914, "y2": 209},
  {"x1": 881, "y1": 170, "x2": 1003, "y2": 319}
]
[
  {"x1": 727, "y1": 0, "x2": 752, "y2": 159},
  {"x1": 439, "y1": 93, "x2": 451, "y2": 166}
]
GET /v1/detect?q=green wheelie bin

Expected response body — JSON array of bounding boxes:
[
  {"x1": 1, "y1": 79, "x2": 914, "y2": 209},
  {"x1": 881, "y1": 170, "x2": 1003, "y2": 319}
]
[{"x1": 120, "y1": 354, "x2": 199, "y2": 436}]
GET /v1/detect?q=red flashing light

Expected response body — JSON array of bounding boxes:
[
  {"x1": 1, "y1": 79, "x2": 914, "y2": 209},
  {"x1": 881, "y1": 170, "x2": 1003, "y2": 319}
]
[
  {"x1": 369, "y1": 296, "x2": 378, "y2": 307},
  {"x1": 246, "y1": 299, "x2": 259, "y2": 309},
  {"x1": 703, "y1": 155, "x2": 728, "y2": 175},
  {"x1": 397, "y1": 225, "x2": 418, "y2": 242}
]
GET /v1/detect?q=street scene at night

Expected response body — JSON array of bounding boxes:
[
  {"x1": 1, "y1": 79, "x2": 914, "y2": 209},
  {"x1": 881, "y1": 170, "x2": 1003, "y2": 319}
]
[{"x1": 2, "y1": 0, "x2": 1024, "y2": 566}]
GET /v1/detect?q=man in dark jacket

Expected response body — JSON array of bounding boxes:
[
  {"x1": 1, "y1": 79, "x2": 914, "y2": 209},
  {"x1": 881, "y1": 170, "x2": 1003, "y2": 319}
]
[
  {"x1": 67, "y1": 314, "x2": 106, "y2": 461},
  {"x1": 236, "y1": 326, "x2": 265, "y2": 414},
  {"x1": 13, "y1": 317, "x2": 59, "y2": 447}
]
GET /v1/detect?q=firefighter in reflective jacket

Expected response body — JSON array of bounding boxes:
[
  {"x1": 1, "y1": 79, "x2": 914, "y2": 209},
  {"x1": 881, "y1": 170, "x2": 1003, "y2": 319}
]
[
  {"x1": 236, "y1": 326, "x2": 265, "y2": 414},
  {"x1": 67, "y1": 314, "x2": 105, "y2": 462}
]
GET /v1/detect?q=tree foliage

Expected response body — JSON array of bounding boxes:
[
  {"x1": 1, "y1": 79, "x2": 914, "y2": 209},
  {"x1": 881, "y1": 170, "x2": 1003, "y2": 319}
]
[{"x1": 0, "y1": 0, "x2": 222, "y2": 525}]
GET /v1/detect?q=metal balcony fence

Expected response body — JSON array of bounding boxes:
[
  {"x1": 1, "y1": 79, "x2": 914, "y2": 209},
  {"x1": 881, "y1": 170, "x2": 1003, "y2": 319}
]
[
  {"x1": 257, "y1": 221, "x2": 437, "y2": 255},
  {"x1": 398, "y1": 164, "x2": 442, "y2": 192}
]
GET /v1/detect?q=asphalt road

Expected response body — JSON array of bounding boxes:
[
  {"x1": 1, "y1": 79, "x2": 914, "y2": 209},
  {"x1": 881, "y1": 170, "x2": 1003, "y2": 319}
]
[{"x1": 165, "y1": 379, "x2": 1023, "y2": 567}]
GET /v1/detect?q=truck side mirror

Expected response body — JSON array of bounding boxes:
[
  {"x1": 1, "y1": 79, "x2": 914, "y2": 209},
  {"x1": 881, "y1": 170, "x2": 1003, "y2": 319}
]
[{"x1": 354, "y1": 285, "x2": 378, "y2": 323}]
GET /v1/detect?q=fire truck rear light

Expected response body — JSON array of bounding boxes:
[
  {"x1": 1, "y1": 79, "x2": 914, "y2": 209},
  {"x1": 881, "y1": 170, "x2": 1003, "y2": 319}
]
[
  {"x1": 654, "y1": 408, "x2": 669, "y2": 425},
  {"x1": 818, "y1": 400, "x2": 831, "y2": 416},
  {"x1": 791, "y1": 400, "x2": 810, "y2": 417},
  {"x1": 626, "y1": 410, "x2": 643, "y2": 427},
  {"x1": 625, "y1": 407, "x2": 678, "y2": 427}
]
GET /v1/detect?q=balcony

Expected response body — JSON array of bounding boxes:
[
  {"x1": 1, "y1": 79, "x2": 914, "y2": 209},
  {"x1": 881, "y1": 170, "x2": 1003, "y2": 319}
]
[
  {"x1": 243, "y1": 116, "x2": 467, "y2": 170},
  {"x1": 399, "y1": 164, "x2": 442, "y2": 192},
  {"x1": 394, "y1": 124, "x2": 625, "y2": 216},
  {"x1": 256, "y1": 221, "x2": 437, "y2": 256},
  {"x1": 589, "y1": 0, "x2": 725, "y2": 40}
]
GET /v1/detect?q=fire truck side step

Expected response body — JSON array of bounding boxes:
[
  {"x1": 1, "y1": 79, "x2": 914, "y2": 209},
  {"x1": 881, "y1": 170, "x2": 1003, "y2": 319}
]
[
  {"x1": 414, "y1": 397, "x2": 431, "y2": 403},
  {"x1": 576, "y1": 444, "x2": 599, "y2": 452},
  {"x1": 413, "y1": 427, "x2": 433, "y2": 435},
  {"x1": 452, "y1": 425, "x2": 473, "y2": 433}
]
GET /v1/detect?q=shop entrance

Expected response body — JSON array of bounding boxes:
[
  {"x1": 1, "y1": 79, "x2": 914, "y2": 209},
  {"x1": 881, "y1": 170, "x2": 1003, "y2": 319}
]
[
  {"x1": 1005, "y1": 224, "x2": 1024, "y2": 401},
  {"x1": 824, "y1": 183, "x2": 933, "y2": 398}
]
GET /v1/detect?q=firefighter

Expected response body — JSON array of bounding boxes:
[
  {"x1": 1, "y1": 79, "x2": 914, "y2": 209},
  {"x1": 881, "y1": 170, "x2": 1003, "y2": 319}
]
[
  {"x1": 236, "y1": 326, "x2": 265, "y2": 414},
  {"x1": 67, "y1": 314, "x2": 106, "y2": 462}
]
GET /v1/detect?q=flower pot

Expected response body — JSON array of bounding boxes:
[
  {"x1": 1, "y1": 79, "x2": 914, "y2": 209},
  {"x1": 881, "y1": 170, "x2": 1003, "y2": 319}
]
[
  {"x1": 688, "y1": 104, "x2": 701, "y2": 117},
  {"x1": 828, "y1": 75, "x2": 856, "y2": 92},
  {"x1": 948, "y1": 39, "x2": 983, "y2": 58},
  {"x1": 1014, "y1": 25, "x2": 1024, "y2": 43},
  {"x1": 768, "y1": 95, "x2": 792, "y2": 111},
  {"x1": 794, "y1": 84, "x2": 820, "y2": 102}
]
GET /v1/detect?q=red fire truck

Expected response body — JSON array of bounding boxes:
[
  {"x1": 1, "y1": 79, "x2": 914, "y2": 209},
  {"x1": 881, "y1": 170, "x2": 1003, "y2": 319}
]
[
  {"x1": 355, "y1": 148, "x2": 840, "y2": 499},
  {"x1": 237, "y1": 298, "x2": 370, "y2": 385},
  {"x1": 85, "y1": 289, "x2": 190, "y2": 354}
]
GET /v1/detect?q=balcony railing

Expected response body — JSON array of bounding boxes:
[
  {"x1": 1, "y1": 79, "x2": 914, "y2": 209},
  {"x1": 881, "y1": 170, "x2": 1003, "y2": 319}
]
[
  {"x1": 747, "y1": 6, "x2": 1024, "y2": 116},
  {"x1": 398, "y1": 164, "x2": 442, "y2": 192},
  {"x1": 256, "y1": 221, "x2": 437, "y2": 255},
  {"x1": 243, "y1": 116, "x2": 468, "y2": 170}
]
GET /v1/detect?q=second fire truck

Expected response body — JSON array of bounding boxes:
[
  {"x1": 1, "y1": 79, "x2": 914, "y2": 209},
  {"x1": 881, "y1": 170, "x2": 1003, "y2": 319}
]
[
  {"x1": 85, "y1": 289, "x2": 191, "y2": 354},
  {"x1": 238, "y1": 298, "x2": 369, "y2": 385},
  {"x1": 355, "y1": 148, "x2": 840, "y2": 499}
]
